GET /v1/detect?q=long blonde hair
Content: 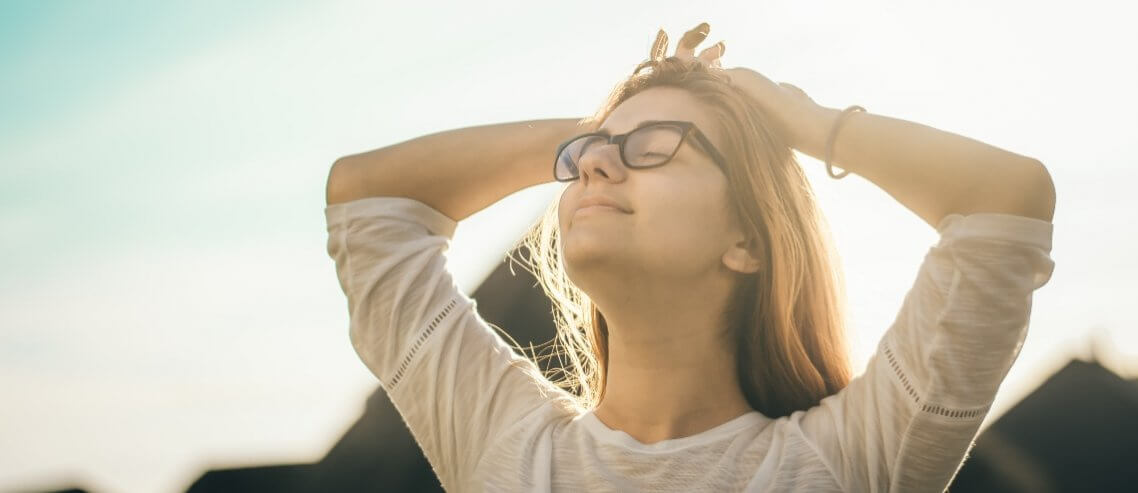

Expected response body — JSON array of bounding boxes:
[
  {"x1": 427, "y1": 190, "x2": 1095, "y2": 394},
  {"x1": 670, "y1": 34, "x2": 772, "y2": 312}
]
[{"x1": 511, "y1": 54, "x2": 853, "y2": 419}]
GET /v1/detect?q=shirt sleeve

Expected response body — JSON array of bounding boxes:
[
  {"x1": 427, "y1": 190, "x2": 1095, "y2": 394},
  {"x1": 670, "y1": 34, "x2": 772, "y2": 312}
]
[
  {"x1": 324, "y1": 196, "x2": 567, "y2": 491},
  {"x1": 792, "y1": 212, "x2": 1055, "y2": 492}
]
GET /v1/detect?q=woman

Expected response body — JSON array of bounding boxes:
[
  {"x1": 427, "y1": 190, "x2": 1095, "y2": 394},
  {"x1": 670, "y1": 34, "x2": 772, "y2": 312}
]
[{"x1": 324, "y1": 22, "x2": 1056, "y2": 492}]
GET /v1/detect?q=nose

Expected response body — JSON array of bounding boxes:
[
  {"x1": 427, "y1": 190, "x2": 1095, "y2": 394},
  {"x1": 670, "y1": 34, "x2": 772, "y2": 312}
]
[{"x1": 576, "y1": 142, "x2": 628, "y2": 183}]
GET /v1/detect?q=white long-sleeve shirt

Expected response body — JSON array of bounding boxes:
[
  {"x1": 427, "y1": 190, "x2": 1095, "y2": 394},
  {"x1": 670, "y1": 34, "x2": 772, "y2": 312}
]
[{"x1": 324, "y1": 196, "x2": 1055, "y2": 492}]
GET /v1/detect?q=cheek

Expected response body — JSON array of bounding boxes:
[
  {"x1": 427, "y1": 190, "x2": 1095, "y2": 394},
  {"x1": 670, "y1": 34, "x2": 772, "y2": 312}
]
[
  {"x1": 557, "y1": 191, "x2": 573, "y2": 230},
  {"x1": 643, "y1": 188, "x2": 734, "y2": 262},
  {"x1": 654, "y1": 176, "x2": 727, "y2": 229},
  {"x1": 653, "y1": 204, "x2": 721, "y2": 246}
]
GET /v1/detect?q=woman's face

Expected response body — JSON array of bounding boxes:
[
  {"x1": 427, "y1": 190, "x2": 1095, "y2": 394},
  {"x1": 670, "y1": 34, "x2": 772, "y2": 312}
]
[{"x1": 558, "y1": 86, "x2": 751, "y2": 288}]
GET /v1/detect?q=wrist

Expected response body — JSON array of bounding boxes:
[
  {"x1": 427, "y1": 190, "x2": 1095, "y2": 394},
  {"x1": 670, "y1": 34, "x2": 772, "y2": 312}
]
[{"x1": 793, "y1": 105, "x2": 841, "y2": 160}]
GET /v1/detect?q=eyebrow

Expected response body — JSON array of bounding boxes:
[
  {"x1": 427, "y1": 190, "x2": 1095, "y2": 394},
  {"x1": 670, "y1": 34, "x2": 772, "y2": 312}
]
[{"x1": 594, "y1": 120, "x2": 670, "y2": 137}]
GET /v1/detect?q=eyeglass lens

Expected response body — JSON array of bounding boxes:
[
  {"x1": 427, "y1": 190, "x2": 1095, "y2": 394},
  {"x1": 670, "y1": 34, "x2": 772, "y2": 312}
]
[{"x1": 556, "y1": 124, "x2": 685, "y2": 181}]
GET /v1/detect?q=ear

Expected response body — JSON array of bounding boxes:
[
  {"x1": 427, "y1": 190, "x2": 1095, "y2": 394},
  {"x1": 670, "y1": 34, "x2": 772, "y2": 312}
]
[{"x1": 722, "y1": 235, "x2": 762, "y2": 274}]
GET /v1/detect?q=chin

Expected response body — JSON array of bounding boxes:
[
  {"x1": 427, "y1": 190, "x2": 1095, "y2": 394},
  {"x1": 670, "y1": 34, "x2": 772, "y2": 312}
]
[{"x1": 563, "y1": 239, "x2": 622, "y2": 277}]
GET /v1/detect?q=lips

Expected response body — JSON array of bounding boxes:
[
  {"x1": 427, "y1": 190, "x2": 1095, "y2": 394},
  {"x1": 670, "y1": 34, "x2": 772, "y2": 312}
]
[
  {"x1": 574, "y1": 204, "x2": 625, "y2": 216},
  {"x1": 575, "y1": 194, "x2": 632, "y2": 214}
]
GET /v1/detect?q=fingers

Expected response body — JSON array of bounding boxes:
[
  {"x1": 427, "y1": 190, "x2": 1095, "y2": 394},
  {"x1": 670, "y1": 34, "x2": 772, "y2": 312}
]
[
  {"x1": 698, "y1": 41, "x2": 724, "y2": 66},
  {"x1": 778, "y1": 82, "x2": 805, "y2": 96},
  {"x1": 651, "y1": 29, "x2": 669, "y2": 61},
  {"x1": 778, "y1": 81, "x2": 817, "y2": 103},
  {"x1": 674, "y1": 22, "x2": 710, "y2": 59},
  {"x1": 660, "y1": 22, "x2": 723, "y2": 69}
]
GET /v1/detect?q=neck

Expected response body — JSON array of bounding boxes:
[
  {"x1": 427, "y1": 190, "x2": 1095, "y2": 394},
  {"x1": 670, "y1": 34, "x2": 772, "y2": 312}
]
[{"x1": 586, "y1": 272, "x2": 754, "y2": 445}]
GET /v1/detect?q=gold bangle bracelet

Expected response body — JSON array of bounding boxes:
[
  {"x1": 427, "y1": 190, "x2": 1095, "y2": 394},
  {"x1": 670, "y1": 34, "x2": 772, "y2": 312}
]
[{"x1": 824, "y1": 105, "x2": 866, "y2": 179}]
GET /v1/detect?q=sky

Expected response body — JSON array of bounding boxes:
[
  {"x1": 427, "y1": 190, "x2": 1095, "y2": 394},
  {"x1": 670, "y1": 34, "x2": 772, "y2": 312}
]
[{"x1": 2, "y1": 1, "x2": 1136, "y2": 491}]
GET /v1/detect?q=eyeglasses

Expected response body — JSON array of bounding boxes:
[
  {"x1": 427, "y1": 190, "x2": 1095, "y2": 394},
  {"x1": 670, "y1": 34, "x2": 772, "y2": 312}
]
[{"x1": 553, "y1": 120, "x2": 728, "y2": 182}]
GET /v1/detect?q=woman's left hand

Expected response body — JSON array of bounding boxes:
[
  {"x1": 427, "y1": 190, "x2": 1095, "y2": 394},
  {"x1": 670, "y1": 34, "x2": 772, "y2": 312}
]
[{"x1": 658, "y1": 22, "x2": 835, "y2": 153}]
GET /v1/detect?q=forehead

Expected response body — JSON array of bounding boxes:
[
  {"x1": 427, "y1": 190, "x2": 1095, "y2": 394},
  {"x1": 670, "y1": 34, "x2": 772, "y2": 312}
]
[{"x1": 599, "y1": 86, "x2": 721, "y2": 143}]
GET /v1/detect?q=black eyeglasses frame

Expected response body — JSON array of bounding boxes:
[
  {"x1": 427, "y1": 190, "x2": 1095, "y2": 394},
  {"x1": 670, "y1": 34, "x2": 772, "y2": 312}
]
[{"x1": 552, "y1": 120, "x2": 729, "y2": 182}]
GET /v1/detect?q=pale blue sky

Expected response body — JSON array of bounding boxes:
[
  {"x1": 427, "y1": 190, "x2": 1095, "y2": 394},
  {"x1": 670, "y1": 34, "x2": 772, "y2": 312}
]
[{"x1": 2, "y1": 1, "x2": 1136, "y2": 491}]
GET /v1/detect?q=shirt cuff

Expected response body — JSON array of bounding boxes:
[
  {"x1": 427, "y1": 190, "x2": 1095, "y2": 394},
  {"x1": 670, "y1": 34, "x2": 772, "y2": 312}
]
[
  {"x1": 325, "y1": 196, "x2": 459, "y2": 239},
  {"x1": 935, "y1": 212, "x2": 1053, "y2": 252}
]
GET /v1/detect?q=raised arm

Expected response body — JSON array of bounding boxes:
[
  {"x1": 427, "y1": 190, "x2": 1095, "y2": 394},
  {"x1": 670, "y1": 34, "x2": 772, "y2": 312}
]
[
  {"x1": 716, "y1": 61, "x2": 1056, "y2": 227},
  {"x1": 322, "y1": 117, "x2": 588, "y2": 489},
  {"x1": 325, "y1": 118, "x2": 587, "y2": 220},
  {"x1": 770, "y1": 86, "x2": 1058, "y2": 492},
  {"x1": 765, "y1": 102, "x2": 1059, "y2": 492},
  {"x1": 803, "y1": 105, "x2": 1057, "y2": 226}
]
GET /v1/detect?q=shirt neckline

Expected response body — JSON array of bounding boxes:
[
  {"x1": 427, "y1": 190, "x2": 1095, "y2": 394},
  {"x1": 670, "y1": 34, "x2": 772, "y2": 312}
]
[{"x1": 577, "y1": 409, "x2": 768, "y2": 453}]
